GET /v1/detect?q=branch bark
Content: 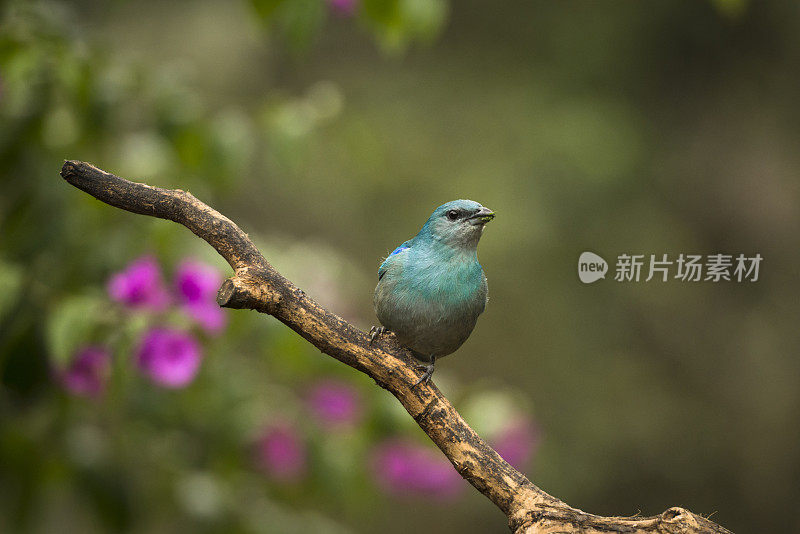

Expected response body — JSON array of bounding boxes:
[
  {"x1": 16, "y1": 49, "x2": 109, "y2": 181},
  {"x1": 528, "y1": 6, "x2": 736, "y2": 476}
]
[{"x1": 59, "y1": 160, "x2": 734, "y2": 534}]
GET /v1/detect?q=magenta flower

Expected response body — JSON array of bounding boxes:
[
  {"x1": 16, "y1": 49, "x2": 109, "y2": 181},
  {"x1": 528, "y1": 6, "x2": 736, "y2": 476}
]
[
  {"x1": 107, "y1": 256, "x2": 170, "y2": 310},
  {"x1": 57, "y1": 346, "x2": 111, "y2": 398},
  {"x1": 175, "y1": 259, "x2": 226, "y2": 334},
  {"x1": 255, "y1": 423, "x2": 307, "y2": 482},
  {"x1": 371, "y1": 439, "x2": 462, "y2": 499},
  {"x1": 492, "y1": 419, "x2": 540, "y2": 469},
  {"x1": 327, "y1": 0, "x2": 358, "y2": 16},
  {"x1": 136, "y1": 328, "x2": 202, "y2": 388},
  {"x1": 307, "y1": 379, "x2": 362, "y2": 429}
]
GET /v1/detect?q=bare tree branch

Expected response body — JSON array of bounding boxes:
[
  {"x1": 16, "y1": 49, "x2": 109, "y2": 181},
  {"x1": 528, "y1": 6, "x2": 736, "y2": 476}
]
[{"x1": 59, "y1": 160, "x2": 734, "y2": 534}]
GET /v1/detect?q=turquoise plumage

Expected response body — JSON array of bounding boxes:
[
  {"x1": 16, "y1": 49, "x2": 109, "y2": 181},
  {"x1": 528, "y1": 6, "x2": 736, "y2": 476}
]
[{"x1": 371, "y1": 199, "x2": 495, "y2": 385}]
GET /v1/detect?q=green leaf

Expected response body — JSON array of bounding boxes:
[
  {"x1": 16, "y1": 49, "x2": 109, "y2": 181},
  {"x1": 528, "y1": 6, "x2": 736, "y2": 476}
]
[
  {"x1": 249, "y1": 0, "x2": 289, "y2": 22},
  {"x1": 46, "y1": 294, "x2": 107, "y2": 369},
  {"x1": 362, "y1": 0, "x2": 448, "y2": 53},
  {"x1": 362, "y1": 0, "x2": 401, "y2": 27},
  {"x1": 251, "y1": 0, "x2": 326, "y2": 52},
  {"x1": 399, "y1": 0, "x2": 448, "y2": 43},
  {"x1": 279, "y1": 0, "x2": 326, "y2": 52}
]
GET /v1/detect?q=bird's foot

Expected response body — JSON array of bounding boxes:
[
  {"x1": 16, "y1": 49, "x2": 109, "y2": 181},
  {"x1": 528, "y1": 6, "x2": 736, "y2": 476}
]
[
  {"x1": 369, "y1": 325, "x2": 386, "y2": 345},
  {"x1": 413, "y1": 357, "x2": 436, "y2": 387}
]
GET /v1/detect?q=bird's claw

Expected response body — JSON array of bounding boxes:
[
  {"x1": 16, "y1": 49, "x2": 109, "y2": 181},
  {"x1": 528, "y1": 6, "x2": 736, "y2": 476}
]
[
  {"x1": 369, "y1": 325, "x2": 386, "y2": 345},
  {"x1": 413, "y1": 360, "x2": 435, "y2": 388}
]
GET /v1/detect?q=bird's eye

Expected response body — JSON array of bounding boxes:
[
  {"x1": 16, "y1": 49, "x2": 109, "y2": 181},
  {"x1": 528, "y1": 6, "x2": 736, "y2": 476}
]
[{"x1": 446, "y1": 210, "x2": 459, "y2": 221}]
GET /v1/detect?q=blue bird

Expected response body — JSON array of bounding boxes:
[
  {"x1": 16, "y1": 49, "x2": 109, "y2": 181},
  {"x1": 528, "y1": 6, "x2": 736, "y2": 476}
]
[{"x1": 370, "y1": 200, "x2": 495, "y2": 385}]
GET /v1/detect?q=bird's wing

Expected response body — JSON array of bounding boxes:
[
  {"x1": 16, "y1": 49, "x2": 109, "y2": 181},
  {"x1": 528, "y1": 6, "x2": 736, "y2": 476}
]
[{"x1": 378, "y1": 240, "x2": 412, "y2": 281}]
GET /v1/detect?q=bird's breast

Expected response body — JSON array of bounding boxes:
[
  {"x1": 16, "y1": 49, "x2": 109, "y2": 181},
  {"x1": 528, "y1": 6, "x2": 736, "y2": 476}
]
[
  {"x1": 374, "y1": 254, "x2": 488, "y2": 357},
  {"x1": 412, "y1": 262, "x2": 485, "y2": 308}
]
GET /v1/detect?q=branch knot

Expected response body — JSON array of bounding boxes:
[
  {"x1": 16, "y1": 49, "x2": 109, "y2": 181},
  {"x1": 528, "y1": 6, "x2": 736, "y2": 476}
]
[{"x1": 217, "y1": 275, "x2": 281, "y2": 312}]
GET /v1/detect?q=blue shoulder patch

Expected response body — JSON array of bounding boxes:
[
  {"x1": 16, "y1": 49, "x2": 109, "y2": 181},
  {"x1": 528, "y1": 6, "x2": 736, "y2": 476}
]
[
  {"x1": 389, "y1": 245, "x2": 409, "y2": 256},
  {"x1": 378, "y1": 241, "x2": 412, "y2": 281}
]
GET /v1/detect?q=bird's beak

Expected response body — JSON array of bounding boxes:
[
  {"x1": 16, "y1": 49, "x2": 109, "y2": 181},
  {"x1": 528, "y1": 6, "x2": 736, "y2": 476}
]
[{"x1": 468, "y1": 207, "x2": 495, "y2": 225}]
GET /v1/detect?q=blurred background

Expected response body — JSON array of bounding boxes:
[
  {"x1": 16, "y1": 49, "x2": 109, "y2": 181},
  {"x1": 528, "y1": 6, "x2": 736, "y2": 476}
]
[{"x1": 1, "y1": 0, "x2": 799, "y2": 532}]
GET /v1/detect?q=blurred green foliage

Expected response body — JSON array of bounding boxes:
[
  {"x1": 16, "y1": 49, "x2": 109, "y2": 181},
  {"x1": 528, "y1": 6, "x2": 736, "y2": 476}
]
[
  {"x1": 249, "y1": 0, "x2": 447, "y2": 53},
  {"x1": 0, "y1": 1, "x2": 530, "y2": 532},
  {"x1": 2, "y1": 0, "x2": 800, "y2": 533}
]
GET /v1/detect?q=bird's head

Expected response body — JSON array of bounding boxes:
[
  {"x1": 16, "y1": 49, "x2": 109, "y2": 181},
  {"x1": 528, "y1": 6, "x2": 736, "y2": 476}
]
[{"x1": 419, "y1": 199, "x2": 495, "y2": 249}]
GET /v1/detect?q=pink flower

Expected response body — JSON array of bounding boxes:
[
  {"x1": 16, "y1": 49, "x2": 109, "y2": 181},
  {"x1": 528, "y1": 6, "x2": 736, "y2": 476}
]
[
  {"x1": 307, "y1": 379, "x2": 362, "y2": 429},
  {"x1": 136, "y1": 328, "x2": 202, "y2": 388},
  {"x1": 327, "y1": 0, "x2": 358, "y2": 16},
  {"x1": 107, "y1": 256, "x2": 170, "y2": 310},
  {"x1": 175, "y1": 260, "x2": 226, "y2": 334},
  {"x1": 371, "y1": 439, "x2": 462, "y2": 499},
  {"x1": 492, "y1": 419, "x2": 540, "y2": 469},
  {"x1": 256, "y1": 423, "x2": 307, "y2": 482},
  {"x1": 57, "y1": 346, "x2": 111, "y2": 398}
]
